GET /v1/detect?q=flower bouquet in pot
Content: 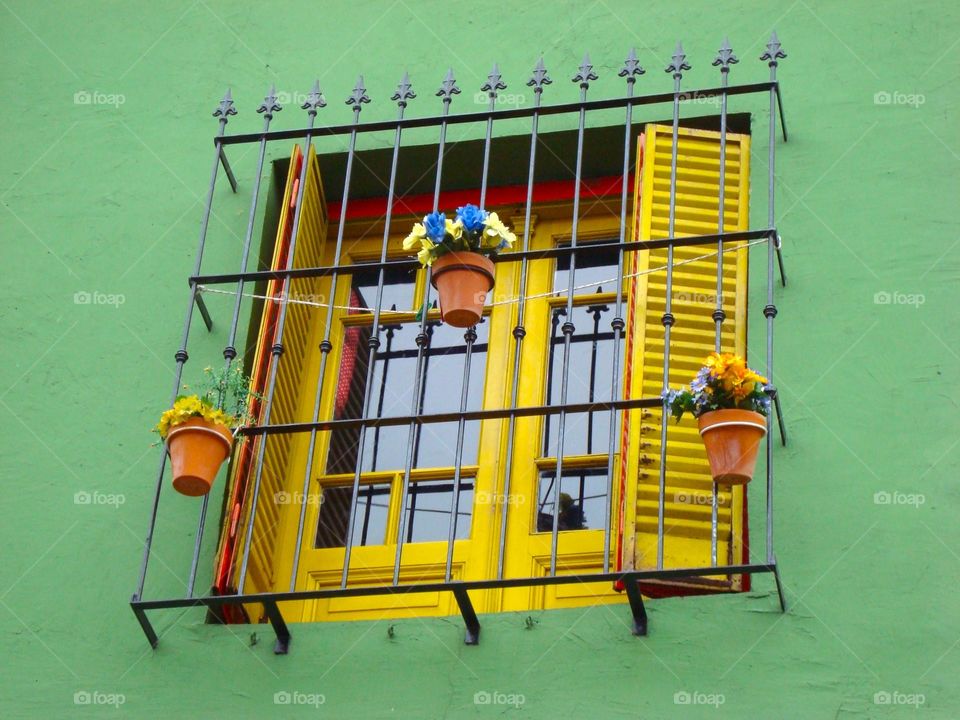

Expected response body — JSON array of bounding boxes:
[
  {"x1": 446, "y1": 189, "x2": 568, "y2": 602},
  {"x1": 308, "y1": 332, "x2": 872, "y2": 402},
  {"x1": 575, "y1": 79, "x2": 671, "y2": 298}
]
[
  {"x1": 403, "y1": 204, "x2": 516, "y2": 328},
  {"x1": 154, "y1": 366, "x2": 258, "y2": 497},
  {"x1": 664, "y1": 352, "x2": 771, "y2": 485}
]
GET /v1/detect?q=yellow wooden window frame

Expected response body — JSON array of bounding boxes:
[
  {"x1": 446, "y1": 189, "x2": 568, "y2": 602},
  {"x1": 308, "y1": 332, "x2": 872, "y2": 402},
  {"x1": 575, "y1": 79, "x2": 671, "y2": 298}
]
[{"x1": 226, "y1": 122, "x2": 752, "y2": 624}]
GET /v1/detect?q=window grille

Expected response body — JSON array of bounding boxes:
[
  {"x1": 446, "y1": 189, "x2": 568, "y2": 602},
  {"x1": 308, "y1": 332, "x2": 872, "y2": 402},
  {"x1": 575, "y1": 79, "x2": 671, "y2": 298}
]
[{"x1": 132, "y1": 36, "x2": 790, "y2": 653}]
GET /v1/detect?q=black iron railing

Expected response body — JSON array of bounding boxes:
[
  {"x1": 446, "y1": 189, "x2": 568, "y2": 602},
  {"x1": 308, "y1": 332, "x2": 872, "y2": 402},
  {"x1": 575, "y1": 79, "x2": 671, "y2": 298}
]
[{"x1": 132, "y1": 36, "x2": 789, "y2": 653}]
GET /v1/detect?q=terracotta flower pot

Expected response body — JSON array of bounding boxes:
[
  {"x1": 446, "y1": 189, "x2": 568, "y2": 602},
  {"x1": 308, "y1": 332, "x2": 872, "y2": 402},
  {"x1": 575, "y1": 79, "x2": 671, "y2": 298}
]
[
  {"x1": 697, "y1": 409, "x2": 767, "y2": 485},
  {"x1": 166, "y1": 417, "x2": 234, "y2": 496},
  {"x1": 430, "y1": 251, "x2": 495, "y2": 328}
]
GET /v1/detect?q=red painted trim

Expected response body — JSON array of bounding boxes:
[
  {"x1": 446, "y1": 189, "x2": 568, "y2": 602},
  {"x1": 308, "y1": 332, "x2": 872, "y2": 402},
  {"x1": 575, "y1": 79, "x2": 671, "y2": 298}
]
[{"x1": 329, "y1": 175, "x2": 630, "y2": 221}]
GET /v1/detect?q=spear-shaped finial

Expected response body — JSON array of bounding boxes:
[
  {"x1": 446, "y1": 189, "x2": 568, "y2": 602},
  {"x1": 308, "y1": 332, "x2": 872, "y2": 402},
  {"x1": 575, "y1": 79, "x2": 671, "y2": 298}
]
[
  {"x1": 257, "y1": 84, "x2": 282, "y2": 117},
  {"x1": 481, "y1": 63, "x2": 507, "y2": 98},
  {"x1": 392, "y1": 72, "x2": 416, "y2": 106},
  {"x1": 212, "y1": 88, "x2": 237, "y2": 118},
  {"x1": 713, "y1": 38, "x2": 739, "y2": 71},
  {"x1": 573, "y1": 53, "x2": 598, "y2": 86},
  {"x1": 301, "y1": 79, "x2": 327, "y2": 113},
  {"x1": 436, "y1": 68, "x2": 461, "y2": 101},
  {"x1": 527, "y1": 57, "x2": 552, "y2": 91},
  {"x1": 346, "y1": 76, "x2": 371, "y2": 107},
  {"x1": 619, "y1": 48, "x2": 645, "y2": 79},
  {"x1": 760, "y1": 31, "x2": 786, "y2": 65},
  {"x1": 665, "y1": 42, "x2": 691, "y2": 77}
]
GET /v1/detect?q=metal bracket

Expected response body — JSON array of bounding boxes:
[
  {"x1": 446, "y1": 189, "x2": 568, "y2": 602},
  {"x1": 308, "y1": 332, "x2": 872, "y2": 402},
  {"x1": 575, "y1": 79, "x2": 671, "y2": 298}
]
[
  {"x1": 451, "y1": 586, "x2": 481, "y2": 645},
  {"x1": 772, "y1": 387, "x2": 787, "y2": 446},
  {"x1": 622, "y1": 576, "x2": 648, "y2": 636},
  {"x1": 218, "y1": 147, "x2": 238, "y2": 193},
  {"x1": 772, "y1": 561, "x2": 787, "y2": 612},
  {"x1": 263, "y1": 601, "x2": 291, "y2": 654},
  {"x1": 194, "y1": 293, "x2": 214, "y2": 332},
  {"x1": 775, "y1": 233, "x2": 787, "y2": 287},
  {"x1": 131, "y1": 597, "x2": 159, "y2": 649}
]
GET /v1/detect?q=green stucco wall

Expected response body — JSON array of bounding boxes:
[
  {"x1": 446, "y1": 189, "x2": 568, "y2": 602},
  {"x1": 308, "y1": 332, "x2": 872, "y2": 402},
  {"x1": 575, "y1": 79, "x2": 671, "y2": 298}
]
[{"x1": 2, "y1": 1, "x2": 958, "y2": 717}]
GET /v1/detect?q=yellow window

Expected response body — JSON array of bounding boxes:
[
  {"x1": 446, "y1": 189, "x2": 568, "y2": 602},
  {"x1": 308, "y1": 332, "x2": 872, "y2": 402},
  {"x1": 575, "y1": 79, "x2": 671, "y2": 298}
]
[{"x1": 217, "y1": 122, "x2": 753, "y2": 625}]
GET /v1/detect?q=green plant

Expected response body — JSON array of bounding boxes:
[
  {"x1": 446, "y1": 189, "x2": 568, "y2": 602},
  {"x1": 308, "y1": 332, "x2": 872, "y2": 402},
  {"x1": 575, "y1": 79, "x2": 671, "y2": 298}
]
[{"x1": 154, "y1": 365, "x2": 259, "y2": 440}]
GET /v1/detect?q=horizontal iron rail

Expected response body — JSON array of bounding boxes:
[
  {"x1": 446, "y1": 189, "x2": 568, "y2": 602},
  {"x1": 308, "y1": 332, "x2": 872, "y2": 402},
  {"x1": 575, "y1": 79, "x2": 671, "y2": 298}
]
[
  {"x1": 237, "y1": 396, "x2": 661, "y2": 437},
  {"x1": 218, "y1": 82, "x2": 783, "y2": 146},
  {"x1": 191, "y1": 229, "x2": 776, "y2": 286},
  {"x1": 132, "y1": 563, "x2": 778, "y2": 610}
]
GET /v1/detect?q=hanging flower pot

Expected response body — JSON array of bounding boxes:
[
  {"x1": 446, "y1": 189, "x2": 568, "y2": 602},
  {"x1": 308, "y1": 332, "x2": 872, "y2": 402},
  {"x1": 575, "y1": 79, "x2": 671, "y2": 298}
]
[
  {"x1": 664, "y1": 352, "x2": 772, "y2": 485},
  {"x1": 697, "y1": 409, "x2": 767, "y2": 484},
  {"x1": 404, "y1": 203, "x2": 515, "y2": 329},
  {"x1": 154, "y1": 366, "x2": 258, "y2": 497},
  {"x1": 430, "y1": 251, "x2": 495, "y2": 328},
  {"x1": 166, "y1": 417, "x2": 234, "y2": 496}
]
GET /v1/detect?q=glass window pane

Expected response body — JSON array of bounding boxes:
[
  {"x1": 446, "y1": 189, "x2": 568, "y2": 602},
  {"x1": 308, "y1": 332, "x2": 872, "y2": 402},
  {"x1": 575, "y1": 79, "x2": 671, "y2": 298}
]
[
  {"x1": 350, "y1": 263, "x2": 416, "y2": 313},
  {"x1": 327, "y1": 318, "x2": 488, "y2": 473},
  {"x1": 535, "y1": 468, "x2": 607, "y2": 533},
  {"x1": 542, "y1": 304, "x2": 625, "y2": 457},
  {"x1": 315, "y1": 483, "x2": 391, "y2": 548},
  {"x1": 553, "y1": 240, "x2": 621, "y2": 294},
  {"x1": 401, "y1": 480, "x2": 473, "y2": 543}
]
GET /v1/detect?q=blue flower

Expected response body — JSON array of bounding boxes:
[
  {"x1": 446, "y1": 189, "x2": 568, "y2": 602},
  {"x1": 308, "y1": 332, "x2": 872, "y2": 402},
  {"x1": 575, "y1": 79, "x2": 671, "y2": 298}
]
[
  {"x1": 690, "y1": 367, "x2": 710, "y2": 393},
  {"x1": 455, "y1": 204, "x2": 488, "y2": 233},
  {"x1": 423, "y1": 212, "x2": 447, "y2": 243}
]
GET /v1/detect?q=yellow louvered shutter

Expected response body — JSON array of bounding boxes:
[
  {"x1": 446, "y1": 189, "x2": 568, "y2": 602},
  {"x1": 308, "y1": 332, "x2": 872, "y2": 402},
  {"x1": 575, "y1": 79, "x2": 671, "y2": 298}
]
[
  {"x1": 625, "y1": 124, "x2": 751, "y2": 590},
  {"x1": 228, "y1": 144, "x2": 328, "y2": 601}
]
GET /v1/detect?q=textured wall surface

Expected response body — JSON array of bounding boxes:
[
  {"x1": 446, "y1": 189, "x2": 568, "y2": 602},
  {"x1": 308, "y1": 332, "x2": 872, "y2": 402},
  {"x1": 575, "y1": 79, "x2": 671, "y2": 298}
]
[{"x1": 1, "y1": 1, "x2": 958, "y2": 718}]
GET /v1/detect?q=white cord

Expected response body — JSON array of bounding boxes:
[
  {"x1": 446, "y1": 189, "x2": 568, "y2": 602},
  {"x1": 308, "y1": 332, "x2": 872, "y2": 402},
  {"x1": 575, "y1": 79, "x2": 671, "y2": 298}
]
[{"x1": 196, "y1": 239, "x2": 765, "y2": 314}]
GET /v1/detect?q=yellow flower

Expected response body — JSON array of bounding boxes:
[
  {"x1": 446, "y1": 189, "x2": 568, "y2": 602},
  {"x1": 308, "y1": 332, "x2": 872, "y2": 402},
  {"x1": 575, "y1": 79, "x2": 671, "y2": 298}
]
[
  {"x1": 402, "y1": 222, "x2": 426, "y2": 251},
  {"x1": 482, "y1": 212, "x2": 516, "y2": 247},
  {"x1": 417, "y1": 237, "x2": 436, "y2": 267},
  {"x1": 445, "y1": 218, "x2": 463, "y2": 241}
]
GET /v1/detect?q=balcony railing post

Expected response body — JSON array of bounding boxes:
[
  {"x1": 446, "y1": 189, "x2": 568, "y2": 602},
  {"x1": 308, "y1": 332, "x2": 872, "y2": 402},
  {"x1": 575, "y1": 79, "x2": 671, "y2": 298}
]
[
  {"x1": 187, "y1": 86, "x2": 284, "y2": 598},
  {"x1": 495, "y1": 58, "x2": 550, "y2": 580},
  {"x1": 656, "y1": 45, "x2": 690, "y2": 570},
  {"x1": 237, "y1": 83, "x2": 329, "y2": 593},
  {"x1": 133, "y1": 90, "x2": 235, "y2": 603},
  {"x1": 761, "y1": 32, "x2": 786, "y2": 567}
]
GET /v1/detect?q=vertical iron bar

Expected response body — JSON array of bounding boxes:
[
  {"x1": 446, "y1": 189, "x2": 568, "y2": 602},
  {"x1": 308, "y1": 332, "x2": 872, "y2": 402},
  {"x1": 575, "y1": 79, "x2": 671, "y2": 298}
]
[
  {"x1": 442, "y1": 67, "x2": 501, "y2": 582},
  {"x1": 134, "y1": 91, "x2": 235, "y2": 601},
  {"x1": 237, "y1": 87, "x2": 327, "y2": 593},
  {"x1": 762, "y1": 34, "x2": 786, "y2": 566},
  {"x1": 392, "y1": 70, "x2": 460, "y2": 585},
  {"x1": 286, "y1": 82, "x2": 358, "y2": 592},
  {"x1": 444, "y1": 326, "x2": 476, "y2": 581},
  {"x1": 338, "y1": 76, "x2": 408, "y2": 589},
  {"x1": 496, "y1": 58, "x2": 549, "y2": 580},
  {"x1": 710, "y1": 41, "x2": 737, "y2": 569},
  {"x1": 603, "y1": 52, "x2": 641, "y2": 573},
  {"x1": 657, "y1": 45, "x2": 690, "y2": 569},
  {"x1": 549, "y1": 56, "x2": 597, "y2": 576},
  {"x1": 187, "y1": 88, "x2": 282, "y2": 598},
  {"x1": 478, "y1": 64, "x2": 505, "y2": 208}
]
